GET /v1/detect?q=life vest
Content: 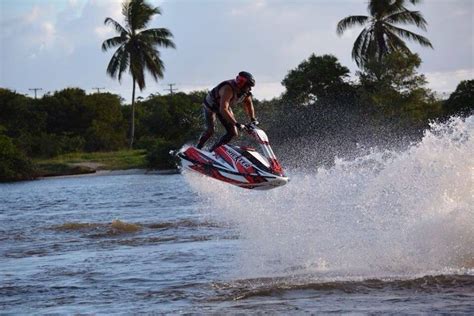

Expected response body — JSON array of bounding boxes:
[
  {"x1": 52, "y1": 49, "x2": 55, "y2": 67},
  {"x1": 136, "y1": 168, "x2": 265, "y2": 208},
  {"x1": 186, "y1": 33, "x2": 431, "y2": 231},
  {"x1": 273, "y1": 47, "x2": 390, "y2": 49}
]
[{"x1": 204, "y1": 80, "x2": 252, "y2": 112}]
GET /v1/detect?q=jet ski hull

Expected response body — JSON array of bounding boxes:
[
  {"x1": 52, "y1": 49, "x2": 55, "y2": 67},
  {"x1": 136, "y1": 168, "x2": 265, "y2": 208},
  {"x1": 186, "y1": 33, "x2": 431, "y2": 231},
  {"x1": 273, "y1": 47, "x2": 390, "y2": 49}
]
[
  {"x1": 176, "y1": 125, "x2": 289, "y2": 190},
  {"x1": 177, "y1": 145, "x2": 288, "y2": 190}
]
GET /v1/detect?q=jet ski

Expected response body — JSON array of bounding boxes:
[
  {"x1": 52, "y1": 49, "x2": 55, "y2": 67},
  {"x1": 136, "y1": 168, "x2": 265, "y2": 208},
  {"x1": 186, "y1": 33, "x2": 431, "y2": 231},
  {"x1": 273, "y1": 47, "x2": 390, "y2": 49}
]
[{"x1": 175, "y1": 123, "x2": 289, "y2": 190}]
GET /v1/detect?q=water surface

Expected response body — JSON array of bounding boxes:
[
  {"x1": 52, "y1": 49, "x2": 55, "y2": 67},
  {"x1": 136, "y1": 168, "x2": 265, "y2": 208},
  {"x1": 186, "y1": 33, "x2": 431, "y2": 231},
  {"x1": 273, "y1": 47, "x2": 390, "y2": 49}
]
[{"x1": 1, "y1": 117, "x2": 473, "y2": 314}]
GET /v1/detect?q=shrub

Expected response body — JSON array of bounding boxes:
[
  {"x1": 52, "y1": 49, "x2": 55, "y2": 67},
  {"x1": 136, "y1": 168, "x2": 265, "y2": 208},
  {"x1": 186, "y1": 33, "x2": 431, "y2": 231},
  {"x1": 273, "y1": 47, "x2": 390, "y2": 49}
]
[
  {"x1": 24, "y1": 133, "x2": 85, "y2": 158},
  {"x1": 0, "y1": 135, "x2": 36, "y2": 181},
  {"x1": 444, "y1": 80, "x2": 474, "y2": 117},
  {"x1": 145, "y1": 138, "x2": 179, "y2": 170},
  {"x1": 135, "y1": 135, "x2": 157, "y2": 150}
]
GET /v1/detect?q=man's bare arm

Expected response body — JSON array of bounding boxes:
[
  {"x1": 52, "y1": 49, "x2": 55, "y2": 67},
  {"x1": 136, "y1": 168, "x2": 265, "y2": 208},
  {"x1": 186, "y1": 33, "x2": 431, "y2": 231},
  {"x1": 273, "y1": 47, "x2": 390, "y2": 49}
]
[
  {"x1": 219, "y1": 85, "x2": 237, "y2": 125},
  {"x1": 243, "y1": 96, "x2": 256, "y2": 121}
]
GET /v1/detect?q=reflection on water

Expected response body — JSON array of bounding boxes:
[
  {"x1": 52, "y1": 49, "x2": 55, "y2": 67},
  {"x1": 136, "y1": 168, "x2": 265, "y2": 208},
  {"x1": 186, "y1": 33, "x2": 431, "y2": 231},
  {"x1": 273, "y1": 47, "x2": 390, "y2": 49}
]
[{"x1": 1, "y1": 169, "x2": 473, "y2": 313}]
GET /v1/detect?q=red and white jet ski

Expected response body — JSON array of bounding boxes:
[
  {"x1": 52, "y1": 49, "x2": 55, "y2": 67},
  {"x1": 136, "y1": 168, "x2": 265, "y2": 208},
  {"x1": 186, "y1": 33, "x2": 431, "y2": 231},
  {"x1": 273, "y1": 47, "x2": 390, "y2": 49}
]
[{"x1": 176, "y1": 124, "x2": 289, "y2": 190}]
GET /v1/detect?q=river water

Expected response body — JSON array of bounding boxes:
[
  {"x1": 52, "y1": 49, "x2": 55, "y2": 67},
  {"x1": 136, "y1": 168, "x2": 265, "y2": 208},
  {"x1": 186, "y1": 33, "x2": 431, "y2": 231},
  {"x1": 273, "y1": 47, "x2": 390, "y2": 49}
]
[{"x1": 1, "y1": 117, "x2": 473, "y2": 314}]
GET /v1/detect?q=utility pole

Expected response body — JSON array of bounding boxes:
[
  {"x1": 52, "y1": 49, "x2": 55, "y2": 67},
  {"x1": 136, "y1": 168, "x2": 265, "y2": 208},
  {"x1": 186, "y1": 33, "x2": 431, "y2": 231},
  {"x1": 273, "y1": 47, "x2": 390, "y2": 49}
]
[
  {"x1": 92, "y1": 87, "x2": 106, "y2": 93},
  {"x1": 164, "y1": 83, "x2": 178, "y2": 95},
  {"x1": 29, "y1": 88, "x2": 42, "y2": 99}
]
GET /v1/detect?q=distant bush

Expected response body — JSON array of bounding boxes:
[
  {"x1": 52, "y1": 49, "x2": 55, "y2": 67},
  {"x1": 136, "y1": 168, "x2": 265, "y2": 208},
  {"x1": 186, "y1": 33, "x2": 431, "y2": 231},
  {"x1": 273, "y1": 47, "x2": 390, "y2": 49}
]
[
  {"x1": 0, "y1": 135, "x2": 36, "y2": 182},
  {"x1": 135, "y1": 135, "x2": 157, "y2": 150},
  {"x1": 84, "y1": 120, "x2": 126, "y2": 152},
  {"x1": 23, "y1": 133, "x2": 86, "y2": 158},
  {"x1": 145, "y1": 138, "x2": 179, "y2": 170},
  {"x1": 444, "y1": 80, "x2": 474, "y2": 117}
]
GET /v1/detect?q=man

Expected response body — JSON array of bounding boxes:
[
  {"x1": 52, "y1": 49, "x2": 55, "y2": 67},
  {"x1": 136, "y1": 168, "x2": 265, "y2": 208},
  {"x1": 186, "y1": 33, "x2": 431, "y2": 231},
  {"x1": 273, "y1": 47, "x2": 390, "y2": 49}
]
[{"x1": 196, "y1": 71, "x2": 258, "y2": 152}]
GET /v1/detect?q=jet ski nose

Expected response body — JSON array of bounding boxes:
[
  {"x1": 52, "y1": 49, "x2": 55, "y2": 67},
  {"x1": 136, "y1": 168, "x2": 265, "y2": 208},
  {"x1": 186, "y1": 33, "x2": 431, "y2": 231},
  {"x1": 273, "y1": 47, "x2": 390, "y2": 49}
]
[{"x1": 273, "y1": 177, "x2": 289, "y2": 187}]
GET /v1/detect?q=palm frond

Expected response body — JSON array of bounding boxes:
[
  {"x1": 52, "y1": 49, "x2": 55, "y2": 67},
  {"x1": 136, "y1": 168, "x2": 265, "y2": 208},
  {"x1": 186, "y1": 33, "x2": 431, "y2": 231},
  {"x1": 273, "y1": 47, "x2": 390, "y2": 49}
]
[
  {"x1": 132, "y1": 58, "x2": 146, "y2": 90},
  {"x1": 369, "y1": 0, "x2": 398, "y2": 18},
  {"x1": 385, "y1": 29, "x2": 411, "y2": 53},
  {"x1": 106, "y1": 44, "x2": 128, "y2": 81},
  {"x1": 366, "y1": 29, "x2": 382, "y2": 62},
  {"x1": 375, "y1": 23, "x2": 391, "y2": 57},
  {"x1": 357, "y1": 28, "x2": 376, "y2": 67},
  {"x1": 352, "y1": 28, "x2": 370, "y2": 67},
  {"x1": 384, "y1": 10, "x2": 428, "y2": 30},
  {"x1": 117, "y1": 44, "x2": 130, "y2": 82},
  {"x1": 138, "y1": 28, "x2": 176, "y2": 48},
  {"x1": 126, "y1": 42, "x2": 147, "y2": 90},
  {"x1": 142, "y1": 46, "x2": 165, "y2": 81},
  {"x1": 101, "y1": 36, "x2": 127, "y2": 52},
  {"x1": 382, "y1": 0, "x2": 422, "y2": 14},
  {"x1": 336, "y1": 15, "x2": 369, "y2": 35},
  {"x1": 386, "y1": 24, "x2": 433, "y2": 48},
  {"x1": 360, "y1": 29, "x2": 379, "y2": 67},
  {"x1": 124, "y1": 0, "x2": 161, "y2": 31},
  {"x1": 104, "y1": 17, "x2": 128, "y2": 35}
]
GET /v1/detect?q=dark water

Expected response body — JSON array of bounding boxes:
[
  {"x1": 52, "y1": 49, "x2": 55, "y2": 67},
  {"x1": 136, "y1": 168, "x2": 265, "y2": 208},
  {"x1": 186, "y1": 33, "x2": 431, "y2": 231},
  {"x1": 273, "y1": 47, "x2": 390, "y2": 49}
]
[{"x1": 1, "y1": 171, "x2": 473, "y2": 314}]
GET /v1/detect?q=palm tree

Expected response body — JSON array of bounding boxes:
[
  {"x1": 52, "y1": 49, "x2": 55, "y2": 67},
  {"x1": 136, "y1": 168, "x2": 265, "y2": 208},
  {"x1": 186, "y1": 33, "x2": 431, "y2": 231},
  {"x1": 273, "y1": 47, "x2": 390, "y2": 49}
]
[
  {"x1": 337, "y1": 0, "x2": 432, "y2": 69},
  {"x1": 102, "y1": 0, "x2": 175, "y2": 148}
]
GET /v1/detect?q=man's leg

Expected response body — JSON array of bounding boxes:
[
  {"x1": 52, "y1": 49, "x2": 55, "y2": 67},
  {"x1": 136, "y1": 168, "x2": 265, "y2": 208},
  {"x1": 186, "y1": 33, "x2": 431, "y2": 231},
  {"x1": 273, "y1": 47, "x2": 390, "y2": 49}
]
[
  {"x1": 196, "y1": 105, "x2": 216, "y2": 149},
  {"x1": 209, "y1": 111, "x2": 238, "y2": 152}
]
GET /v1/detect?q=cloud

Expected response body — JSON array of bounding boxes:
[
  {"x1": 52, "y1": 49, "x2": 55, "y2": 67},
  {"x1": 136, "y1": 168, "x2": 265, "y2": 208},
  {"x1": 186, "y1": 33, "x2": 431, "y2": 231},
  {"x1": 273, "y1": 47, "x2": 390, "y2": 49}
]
[
  {"x1": 2, "y1": 5, "x2": 58, "y2": 58},
  {"x1": 23, "y1": 6, "x2": 42, "y2": 23},
  {"x1": 91, "y1": 0, "x2": 122, "y2": 21},
  {"x1": 1, "y1": 0, "x2": 472, "y2": 101},
  {"x1": 425, "y1": 68, "x2": 474, "y2": 93},
  {"x1": 230, "y1": 0, "x2": 267, "y2": 16},
  {"x1": 41, "y1": 21, "x2": 56, "y2": 42},
  {"x1": 339, "y1": 28, "x2": 356, "y2": 40},
  {"x1": 68, "y1": 0, "x2": 80, "y2": 7},
  {"x1": 95, "y1": 24, "x2": 114, "y2": 39},
  {"x1": 255, "y1": 81, "x2": 285, "y2": 100}
]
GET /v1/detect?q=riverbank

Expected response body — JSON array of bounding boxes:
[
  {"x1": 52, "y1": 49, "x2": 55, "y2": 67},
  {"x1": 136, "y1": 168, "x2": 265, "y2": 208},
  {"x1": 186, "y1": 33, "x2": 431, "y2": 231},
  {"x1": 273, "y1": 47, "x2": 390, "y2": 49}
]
[
  {"x1": 38, "y1": 168, "x2": 179, "y2": 180},
  {"x1": 34, "y1": 150, "x2": 177, "y2": 178}
]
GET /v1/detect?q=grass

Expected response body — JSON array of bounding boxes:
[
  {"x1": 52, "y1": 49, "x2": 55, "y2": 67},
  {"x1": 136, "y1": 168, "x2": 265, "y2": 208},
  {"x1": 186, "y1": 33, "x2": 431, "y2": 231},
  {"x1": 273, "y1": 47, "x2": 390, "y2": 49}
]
[{"x1": 34, "y1": 150, "x2": 148, "y2": 177}]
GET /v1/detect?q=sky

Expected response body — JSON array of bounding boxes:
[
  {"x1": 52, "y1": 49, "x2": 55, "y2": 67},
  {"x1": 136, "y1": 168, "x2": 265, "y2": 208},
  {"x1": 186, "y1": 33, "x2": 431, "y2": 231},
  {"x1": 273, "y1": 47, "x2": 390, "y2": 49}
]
[{"x1": 0, "y1": 0, "x2": 473, "y2": 102}]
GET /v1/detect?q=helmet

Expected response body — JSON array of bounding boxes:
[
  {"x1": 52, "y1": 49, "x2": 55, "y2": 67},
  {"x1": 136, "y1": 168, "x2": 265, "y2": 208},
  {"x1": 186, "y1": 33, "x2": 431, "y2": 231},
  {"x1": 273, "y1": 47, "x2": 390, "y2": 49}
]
[{"x1": 236, "y1": 71, "x2": 255, "y2": 88}]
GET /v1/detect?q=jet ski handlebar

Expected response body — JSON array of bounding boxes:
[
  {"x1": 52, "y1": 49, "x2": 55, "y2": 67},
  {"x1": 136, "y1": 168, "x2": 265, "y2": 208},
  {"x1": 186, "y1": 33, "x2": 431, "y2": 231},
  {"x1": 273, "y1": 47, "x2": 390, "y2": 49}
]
[
  {"x1": 236, "y1": 122, "x2": 258, "y2": 133},
  {"x1": 244, "y1": 122, "x2": 257, "y2": 130}
]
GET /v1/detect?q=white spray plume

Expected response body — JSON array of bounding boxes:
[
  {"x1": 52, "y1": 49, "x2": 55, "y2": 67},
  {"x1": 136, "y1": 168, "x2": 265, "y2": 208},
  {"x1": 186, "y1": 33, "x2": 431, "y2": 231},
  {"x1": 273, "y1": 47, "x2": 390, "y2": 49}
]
[{"x1": 186, "y1": 116, "x2": 474, "y2": 279}]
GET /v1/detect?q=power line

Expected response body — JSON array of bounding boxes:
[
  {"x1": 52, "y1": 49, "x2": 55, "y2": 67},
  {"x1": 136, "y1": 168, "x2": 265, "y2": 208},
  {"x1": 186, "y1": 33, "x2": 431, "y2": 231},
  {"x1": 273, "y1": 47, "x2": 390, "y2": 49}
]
[
  {"x1": 92, "y1": 87, "x2": 106, "y2": 93},
  {"x1": 29, "y1": 88, "x2": 43, "y2": 99},
  {"x1": 164, "y1": 83, "x2": 178, "y2": 95}
]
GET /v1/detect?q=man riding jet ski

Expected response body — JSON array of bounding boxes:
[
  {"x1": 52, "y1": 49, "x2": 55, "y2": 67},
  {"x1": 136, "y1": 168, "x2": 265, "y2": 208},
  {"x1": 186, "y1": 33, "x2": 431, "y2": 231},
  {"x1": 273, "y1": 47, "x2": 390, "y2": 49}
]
[
  {"x1": 197, "y1": 71, "x2": 257, "y2": 152},
  {"x1": 176, "y1": 71, "x2": 288, "y2": 189},
  {"x1": 177, "y1": 123, "x2": 288, "y2": 189}
]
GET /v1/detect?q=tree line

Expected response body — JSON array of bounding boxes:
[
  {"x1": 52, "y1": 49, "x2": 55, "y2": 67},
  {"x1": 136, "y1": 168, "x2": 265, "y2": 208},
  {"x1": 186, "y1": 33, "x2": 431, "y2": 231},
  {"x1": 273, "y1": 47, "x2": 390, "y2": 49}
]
[
  {"x1": 0, "y1": 87, "x2": 204, "y2": 180},
  {"x1": 260, "y1": 53, "x2": 473, "y2": 168},
  {"x1": 1, "y1": 51, "x2": 471, "y2": 181}
]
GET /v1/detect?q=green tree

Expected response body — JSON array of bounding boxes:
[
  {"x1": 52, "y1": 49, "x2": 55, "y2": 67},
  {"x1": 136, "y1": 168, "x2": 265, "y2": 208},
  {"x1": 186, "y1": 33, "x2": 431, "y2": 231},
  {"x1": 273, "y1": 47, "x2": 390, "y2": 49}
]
[
  {"x1": 102, "y1": 0, "x2": 175, "y2": 148},
  {"x1": 138, "y1": 92, "x2": 202, "y2": 145},
  {"x1": 358, "y1": 51, "x2": 441, "y2": 126},
  {"x1": 39, "y1": 88, "x2": 89, "y2": 135},
  {"x1": 358, "y1": 51, "x2": 428, "y2": 105},
  {"x1": 0, "y1": 88, "x2": 50, "y2": 156},
  {"x1": 0, "y1": 133, "x2": 36, "y2": 182},
  {"x1": 336, "y1": 0, "x2": 432, "y2": 68},
  {"x1": 83, "y1": 93, "x2": 127, "y2": 151},
  {"x1": 281, "y1": 54, "x2": 350, "y2": 106},
  {"x1": 444, "y1": 80, "x2": 474, "y2": 117},
  {"x1": 134, "y1": 92, "x2": 202, "y2": 169}
]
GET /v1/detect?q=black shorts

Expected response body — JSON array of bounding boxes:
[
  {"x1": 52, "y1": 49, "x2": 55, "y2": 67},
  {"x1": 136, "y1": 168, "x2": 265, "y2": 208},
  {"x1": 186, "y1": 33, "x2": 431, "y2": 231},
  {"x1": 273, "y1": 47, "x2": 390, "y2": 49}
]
[{"x1": 203, "y1": 104, "x2": 234, "y2": 134}]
